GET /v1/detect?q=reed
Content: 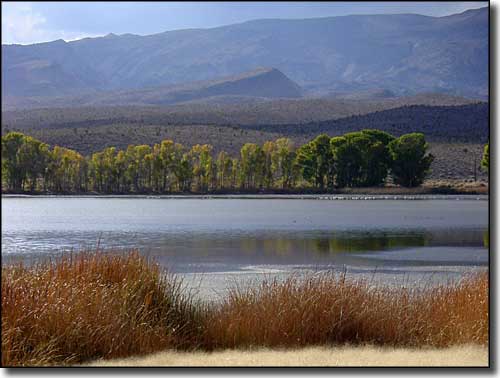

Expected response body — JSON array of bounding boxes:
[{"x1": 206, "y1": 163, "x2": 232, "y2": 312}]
[
  {"x1": 205, "y1": 272, "x2": 488, "y2": 349},
  {"x1": 1, "y1": 251, "x2": 203, "y2": 366},
  {"x1": 1, "y1": 251, "x2": 488, "y2": 366}
]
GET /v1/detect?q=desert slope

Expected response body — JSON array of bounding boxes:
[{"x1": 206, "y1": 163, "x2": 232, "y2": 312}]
[{"x1": 2, "y1": 7, "x2": 488, "y2": 101}]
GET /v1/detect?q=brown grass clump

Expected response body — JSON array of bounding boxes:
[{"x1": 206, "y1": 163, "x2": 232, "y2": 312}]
[
  {"x1": 1, "y1": 250, "x2": 488, "y2": 366},
  {"x1": 1, "y1": 251, "x2": 203, "y2": 366},
  {"x1": 205, "y1": 272, "x2": 488, "y2": 350}
]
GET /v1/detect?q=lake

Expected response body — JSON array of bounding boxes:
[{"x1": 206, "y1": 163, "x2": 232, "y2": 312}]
[{"x1": 1, "y1": 196, "x2": 489, "y2": 299}]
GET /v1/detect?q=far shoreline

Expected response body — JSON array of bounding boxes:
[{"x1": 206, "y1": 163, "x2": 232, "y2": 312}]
[
  {"x1": 2, "y1": 180, "x2": 488, "y2": 199},
  {"x1": 1, "y1": 193, "x2": 488, "y2": 200}
]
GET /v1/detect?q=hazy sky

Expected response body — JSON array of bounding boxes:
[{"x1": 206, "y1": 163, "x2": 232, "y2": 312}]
[{"x1": 2, "y1": 1, "x2": 488, "y2": 45}]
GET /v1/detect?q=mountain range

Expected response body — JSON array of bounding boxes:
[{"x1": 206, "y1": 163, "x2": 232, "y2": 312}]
[{"x1": 2, "y1": 6, "x2": 488, "y2": 109}]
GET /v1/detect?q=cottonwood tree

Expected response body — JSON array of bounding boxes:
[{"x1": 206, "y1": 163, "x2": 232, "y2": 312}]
[
  {"x1": 388, "y1": 133, "x2": 434, "y2": 187},
  {"x1": 481, "y1": 142, "x2": 489, "y2": 172},
  {"x1": 296, "y1": 134, "x2": 334, "y2": 190}
]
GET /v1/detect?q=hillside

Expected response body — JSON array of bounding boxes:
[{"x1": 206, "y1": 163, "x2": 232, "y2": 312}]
[
  {"x1": 2, "y1": 7, "x2": 488, "y2": 103},
  {"x1": 242, "y1": 103, "x2": 489, "y2": 143},
  {"x1": 1, "y1": 93, "x2": 480, "y2": 129},
  {"x1": 4, "y1": 102, "x2": 487, "y2": 153},
  {"x1": 3, "y1": 68, "x2": 303, "y2": 109}
]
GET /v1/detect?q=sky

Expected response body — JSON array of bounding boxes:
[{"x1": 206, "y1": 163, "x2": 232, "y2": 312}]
[{"x1": 2, "y1": 1, "x2": 489, "y2": 45}]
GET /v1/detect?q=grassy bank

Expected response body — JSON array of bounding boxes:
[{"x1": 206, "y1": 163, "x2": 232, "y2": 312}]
[{"x1": 1, "y1": 251, "x2": 488, "y2": 366}]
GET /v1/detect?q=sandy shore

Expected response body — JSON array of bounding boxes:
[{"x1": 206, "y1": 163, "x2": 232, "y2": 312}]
[{"x1": 86, "y1": 345, "x2": 488, "y2": 367}]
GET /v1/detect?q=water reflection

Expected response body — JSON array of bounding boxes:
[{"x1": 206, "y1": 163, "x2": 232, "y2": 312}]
[
  {"x1": 2, "y1": 228, "x2": 487, "y2": 266},
  {"x1": 483, "y1": 229, "x2": 489, "y2": 248},
  {"x1": 313, "y1": 234, "x2": 426, "y2": 254}
]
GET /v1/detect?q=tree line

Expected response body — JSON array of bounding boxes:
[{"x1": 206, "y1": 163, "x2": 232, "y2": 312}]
[{"x1": 2, "y1": 129, "x2": 439, "y2": 194}]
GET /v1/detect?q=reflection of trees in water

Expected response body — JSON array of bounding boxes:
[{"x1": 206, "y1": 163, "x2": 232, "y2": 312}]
[
  {"x1": 185, "y1": 228, "x2": 487, "y2": 259},
  {"x1": 310, "y1": 229, "x2": 486, "y2": 255},
  {"x1": 312, "y1": 234, "x2": 426, "y2": 254},
  {"x1": 423, "y1": 229, "x2": 487, "y2": 247},
  {"x1": 483, "y1": 229, "x2": 489, "y2": 248}
]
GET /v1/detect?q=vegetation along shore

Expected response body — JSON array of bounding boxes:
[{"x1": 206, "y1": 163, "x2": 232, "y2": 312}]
[
  {"x1": 1, "y1": 130, "x2": 489, "y2": 195},
  {"x1": 2, "y1": 250, "x2": 488, "y2": 366}
]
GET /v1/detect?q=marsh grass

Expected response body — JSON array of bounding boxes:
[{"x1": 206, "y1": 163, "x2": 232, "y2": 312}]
[
  {"x1": 1, "y1": 250, "x2": 204, "y2": 366},
  {"x1": 1, "y1": 251, "x2": 488, "y2": 366},
  {"x1": 206, "y1": 272, "x2": 488, "y2": 349}
]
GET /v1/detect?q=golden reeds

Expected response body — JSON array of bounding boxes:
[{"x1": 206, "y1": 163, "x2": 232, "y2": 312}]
[
  {"x1": 1, "y1": 251, "x2": 488, "y2": 366},
  {"x1": 205, "y1": 272, "x2": 488, "y2": 349},
  {"x1": 1, "y1": 251, "x2": 203, "y2": 366}
]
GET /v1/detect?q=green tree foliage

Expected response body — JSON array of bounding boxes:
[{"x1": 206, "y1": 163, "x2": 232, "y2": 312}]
[
  {"x1": 1, "y1": 130, "x2": 435, "y2": 193},
  {"x1": 262, "y1": 141, "x2": 276, "y2": 190},
  {"x1": 48, "y1": 146, "x2": 86, "y2": 192},
  {"x1": 1, "y1": 132, "x2": 53, "y2": 192},
  {"x1": 2, "y1": 132, "x2": 28, "y2": 192},
  {"x1": 388, "y1": 133, "x2": 434, "y2": 187},
  {"x1": 296, "y1": 134, "x2": 334, "y2": 190},
  {"x1": 331, "y1": 130, "x2": 394, "y2": 188},
  {"x1": 271, "y1": 138, "x2": 297, "y2": 189},
  {"x1": 216, "y1": 151, "x2": 233, "y2": 190},
  {"x1": 481, "y1": 142, "x2": 489, "y2": 172},
  {"x1": 240, "y1": 143, "x2": 265, "y2": 190},
  {"x1": 331, "y1": 135, "x2": 366, "y2": 187},
  {"x1": 189, "y1": 144, "x2": 213, "y2": 193}
]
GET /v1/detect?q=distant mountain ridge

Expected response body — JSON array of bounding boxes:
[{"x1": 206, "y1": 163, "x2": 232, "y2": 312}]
[
  {"x1": 2, "y1": 6, "x2": 488, "y2": 106},
  {"x1": 3, "y1": 67, "x2": 302, "y2": 109}
]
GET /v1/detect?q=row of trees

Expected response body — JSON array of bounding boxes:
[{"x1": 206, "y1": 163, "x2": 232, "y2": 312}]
[{"x1": 2, "y1": 130, "x2": 437, "y2": 193}]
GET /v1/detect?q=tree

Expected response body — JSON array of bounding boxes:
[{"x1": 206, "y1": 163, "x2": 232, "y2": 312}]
[
  {"x1": 481, "y1": 142, "x2": 489, "y2": 172},
  {"x1": 262, "y1": 141, "x2": 276, "y2": 189},
  {"x1": 231, "y1": 158, "x2": 240, "y2": 190},
  {"x1": 331, "y1": 135, "x2": 366, "y2": 187},
  {"x1": 169, "y1": 143, "x2": 189, "y2": 192},
  {"x1": 2, "y1": 132, "x2": 27, "y2": 191},
  {"x1": 216, "y1": 151, "x2": 233, "y2": 190},
  {"x1": 159, "y1": 140, "x2": 176, "y2": 192},
  {"x1": 150, "y1": 143, "x2": 163, "y2": 192},
  {"x1": 240, "y1": 143, "x2": 265, "y2": 190},
  {"x1": 360, "y1": 129, "x2": 395, "y2": 186},
  {"x1": 296, "y1": 134, "x2": 334, "y2": 190},
  {"x1": 189, "y1": 144, "x2": 213, "y2": 193},
  {"x1": 18, "y1": 136, "x2": 51, "y2": 192},
  {"x1": 134, "y1": 145, "x2": 152, "y2": 192},
  {"x1": 177, "y1": 154, "x2": 193, "y2": 192},
  {"x1": 48, "y1": 146, "x2": 86, "y2": 192},
  {"x1": 114, "y1": 150, "x2": 128, "y2": 192},
  {"x1": 331, "y1": 130, "x2": 394, "y2": 188},
  {"x1": 271, "y1": 138, "x2": 297, "y2": 190},
  {"x1": 388, "y1": 133, "x2": 434, "y2": 187}
]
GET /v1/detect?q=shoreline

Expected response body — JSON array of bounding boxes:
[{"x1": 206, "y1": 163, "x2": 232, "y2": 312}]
[
  {"x1": 2, "y1": 180, "x2": 488, "y2": 199},
  {"x1": 1, "y1": 193, "x2": 489, "y2": 200}
]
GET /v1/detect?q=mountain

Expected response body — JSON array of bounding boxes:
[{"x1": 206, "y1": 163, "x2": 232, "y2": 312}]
[
  {"x1": 2, "y1": 68, "x2": 302, "y2": 109},
  {"x1": 2, "y1": 7, "x2": 488, "y2": 106}
]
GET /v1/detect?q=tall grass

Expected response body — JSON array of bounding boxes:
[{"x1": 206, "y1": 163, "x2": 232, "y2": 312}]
[
  {"x1": 1, "y1": 251, "x2": 203, "y2": 366},
  {"x1": 205, "y1": 272, "x2": 488, "y2": 349},
  {"x1": 1, "y1": 250, "x2": 488, "y2": 366}
]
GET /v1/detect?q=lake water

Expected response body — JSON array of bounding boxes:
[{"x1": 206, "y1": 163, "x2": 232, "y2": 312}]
[{"x1": 2, "y1": 196, "x2": 489, "y2": 299}]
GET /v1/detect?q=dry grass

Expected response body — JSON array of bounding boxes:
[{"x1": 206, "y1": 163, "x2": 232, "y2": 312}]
[
  {"x1": 1, "y1": 251, "x2": 489, "y2": 366},
  {"x1": 1, "y1": 251, "x2": 204, "y2": 366},
  {"x1": 86, "y1": 345, "x2": 488, "y2": 367},
  {"x1": 205, "y1": 273, "x2": 488, "y2": 350}
]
